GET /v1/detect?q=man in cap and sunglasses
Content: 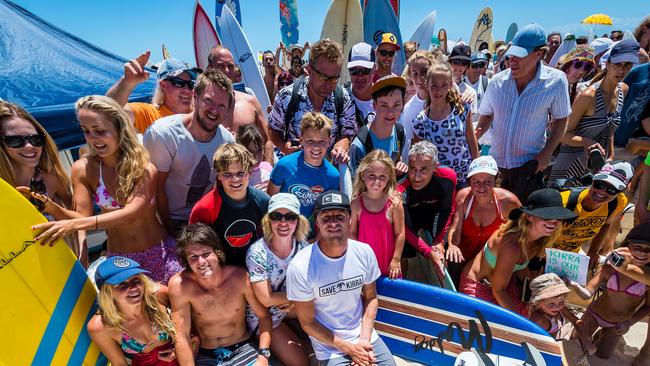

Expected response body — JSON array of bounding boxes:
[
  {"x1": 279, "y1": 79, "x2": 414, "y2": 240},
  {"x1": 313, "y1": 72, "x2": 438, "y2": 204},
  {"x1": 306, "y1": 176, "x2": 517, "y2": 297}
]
[
  {"x1": 107, "y1": 52, "x2": 197, "y2": 134},
  {"x1": 373, "y1": 33, "x2": 401, "y2": 82},
  {"x1": 449, "y1": 43, "x2": 478, "y2": 116},
  {"x1": 346, "y1": 42, "x2": 376, "y2": 123}
]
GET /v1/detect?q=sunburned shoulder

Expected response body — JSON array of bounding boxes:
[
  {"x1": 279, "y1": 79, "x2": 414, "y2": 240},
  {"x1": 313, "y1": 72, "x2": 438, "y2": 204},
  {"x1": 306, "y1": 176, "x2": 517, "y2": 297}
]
[
  {"x1": 234, "y1": 90, "x2": 258, "y2": 106},
  {"x1": 495, "y1": 188, "x2": 521, "y2": 206},
  {"x1": 71, "y1": 156, "x2": 99, "y2": 178}
]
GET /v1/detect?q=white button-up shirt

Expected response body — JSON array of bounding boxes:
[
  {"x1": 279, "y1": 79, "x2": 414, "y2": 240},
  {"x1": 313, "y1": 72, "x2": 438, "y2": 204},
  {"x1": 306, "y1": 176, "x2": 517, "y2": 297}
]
[{"x1": 478, "y1": 63, "x2": 571, "y2": 169}]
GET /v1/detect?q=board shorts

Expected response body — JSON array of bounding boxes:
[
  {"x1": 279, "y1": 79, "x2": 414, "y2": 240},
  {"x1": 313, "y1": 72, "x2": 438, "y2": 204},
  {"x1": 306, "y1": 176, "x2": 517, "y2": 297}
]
[
  {"x1": 107, "y1": 236, "x2": 183, "y2": 285},
  {"x1": 195, "y1": 338, "x2": 258, "y2": 366},
  {"x1": 459, "y1": 275, "x2": 528, "y2": 317},
  {"x1": 127, "y1": 342, "x2": 179, "y2": 366}
]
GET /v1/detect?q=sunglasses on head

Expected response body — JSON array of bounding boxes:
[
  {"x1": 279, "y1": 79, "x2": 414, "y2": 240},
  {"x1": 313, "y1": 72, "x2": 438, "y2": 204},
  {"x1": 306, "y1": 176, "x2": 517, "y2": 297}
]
[
  {"x1": 570, "y1": 60, "x2": 594, "y2": 72},
  {"x1": 269, "y1": 211, "x2": 299, "y2": 222},
  {"x1": 349, "y1": 68, "x2": 372, "y2": 76},
  {"x1": 592, "y1": 180, "x2": 620, "y2": 195},
  {"x1": 166, "y1": 77, "x2": 195, "y2": 89},
  {"x1": 378, "y1": 49, "x2": 396, "y2": 57},
  {"x1": 2, "y1": 134, "x2": 45, "y2": 148},
  {"x1": 471, "y1": 62, "x2": 487, "y2": 69},
  {"x1": 450, "y1": 59, "x2": 470, "y2": 67}
]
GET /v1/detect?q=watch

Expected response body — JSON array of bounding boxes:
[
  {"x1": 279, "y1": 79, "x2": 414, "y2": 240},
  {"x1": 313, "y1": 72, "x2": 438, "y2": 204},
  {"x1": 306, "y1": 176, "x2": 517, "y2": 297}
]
[{"x1": 257, "y1": 347, "x2": 271, "y2": 359}]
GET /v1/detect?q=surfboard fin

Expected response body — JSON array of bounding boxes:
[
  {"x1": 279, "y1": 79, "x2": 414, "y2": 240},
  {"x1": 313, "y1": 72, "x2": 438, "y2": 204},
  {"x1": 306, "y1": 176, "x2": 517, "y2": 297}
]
[
  {"x1": 471, "y1": 348, "x2": 496, "y2": 366},
  {"x1": 520, "y1": 342, "x2": 547, "y2": 366}
]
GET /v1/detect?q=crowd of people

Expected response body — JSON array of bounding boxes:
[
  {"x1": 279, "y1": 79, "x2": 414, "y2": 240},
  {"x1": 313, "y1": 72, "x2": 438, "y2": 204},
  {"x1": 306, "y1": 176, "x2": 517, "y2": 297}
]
[{"x1": 2, "y1": 15, "x2": 650, "y2": 366}]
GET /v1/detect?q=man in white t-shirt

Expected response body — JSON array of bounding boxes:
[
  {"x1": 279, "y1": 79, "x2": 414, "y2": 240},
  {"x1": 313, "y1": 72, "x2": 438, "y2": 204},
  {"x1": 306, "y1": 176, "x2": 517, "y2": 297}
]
[{"x1": 286, "y1": 191, "x2": 395, "y2": 366}]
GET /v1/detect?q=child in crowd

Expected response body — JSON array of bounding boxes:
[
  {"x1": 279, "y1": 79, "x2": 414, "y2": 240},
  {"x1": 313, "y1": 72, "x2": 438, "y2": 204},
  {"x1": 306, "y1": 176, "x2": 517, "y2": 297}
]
[
  {"x1": 528, "y1": 273, "x2": 596, "y2": 355},
  {"x1": 349, "y1": 150, "x2": 405, "y2": 279},
  {"x1": 411, "y1": 61, "x2": 479, "y2": 186},
  {"x1": 236, "y1": 124, "x2": 273, "y2": 191}
]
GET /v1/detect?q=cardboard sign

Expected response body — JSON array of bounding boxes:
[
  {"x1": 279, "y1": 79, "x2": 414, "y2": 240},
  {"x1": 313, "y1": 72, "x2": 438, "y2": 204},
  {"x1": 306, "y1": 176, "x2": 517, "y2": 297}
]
[{"x1": 545, "y1": 248, "x2": 590, "y2": 286}]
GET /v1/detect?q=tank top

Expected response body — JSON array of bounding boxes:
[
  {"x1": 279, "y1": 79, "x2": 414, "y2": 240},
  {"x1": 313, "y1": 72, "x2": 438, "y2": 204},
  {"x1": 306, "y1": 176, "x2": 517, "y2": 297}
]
[
  {"x1": 357, "y1": 195, "x2": 396, "y2": 276},
  {"x1": 459, "y1": 193, "x2": 505, "y2": 261}
]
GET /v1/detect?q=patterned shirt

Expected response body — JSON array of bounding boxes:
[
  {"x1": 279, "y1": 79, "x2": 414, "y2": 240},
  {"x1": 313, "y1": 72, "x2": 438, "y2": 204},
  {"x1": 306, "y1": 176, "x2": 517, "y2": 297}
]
[
  {"x1": 269, "y1": 77, "x2": 358, "y2": 148},
  {"x1": 478, "y1": 63, "x2": 571, "y2": 169}
]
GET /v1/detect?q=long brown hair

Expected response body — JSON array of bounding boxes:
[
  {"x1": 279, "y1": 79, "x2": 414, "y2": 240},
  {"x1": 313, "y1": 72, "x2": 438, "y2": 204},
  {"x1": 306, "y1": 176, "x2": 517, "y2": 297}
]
[
  {"x1": 426, "y1": 61, "x2": 464, "y2": 114},
  {"x1": 497, "y1": 214, "x2": 562, "y2": 261}
]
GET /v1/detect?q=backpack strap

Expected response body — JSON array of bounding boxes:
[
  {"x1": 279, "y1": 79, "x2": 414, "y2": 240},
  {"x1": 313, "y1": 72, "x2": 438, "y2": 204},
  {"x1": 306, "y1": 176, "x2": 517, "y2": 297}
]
[
  {"x1": 334, "y1": 85, "x2": 345, "y2": 140},
  {"x1": 565, "y1": 188, "x2": 583, "y2": 212},
  {"x1": 606, "y1": 196, "x2": 619, "y2": 220},
  {"x1": 283, "y1": 76, "x2": 306, "y2": 141},
  {"x1": 395, "y1": 123, "x2": 405, "y2": 162},
  {"x1": 356, "y1": 124, "x2": 373, "y2": 155},
  {"x1": 481, "y1": 75, "x2": 488, "y2": 94}
]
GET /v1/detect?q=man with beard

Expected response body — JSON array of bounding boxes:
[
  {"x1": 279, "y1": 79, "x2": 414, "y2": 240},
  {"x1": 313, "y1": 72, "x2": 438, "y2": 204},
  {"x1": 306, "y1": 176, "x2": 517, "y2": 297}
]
[
  {"x1": 143, "y1": 70, "x2": 235, "y2": 235},
  {"x1": 190, "y1": 143, "x2": 270, "y2": 267},
  {"x1": 286, "y1": 191, "x2": 396, "y2": 365}
]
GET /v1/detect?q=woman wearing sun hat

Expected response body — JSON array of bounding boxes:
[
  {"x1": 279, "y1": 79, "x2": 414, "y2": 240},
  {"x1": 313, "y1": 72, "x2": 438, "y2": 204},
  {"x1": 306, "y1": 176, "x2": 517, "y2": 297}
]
[
  {"x1": 556, "y1": 47, "x2": 595, "y2": 103},
  {"x1": 459, "y1": 188, "x2": 577, "y2": 316}
]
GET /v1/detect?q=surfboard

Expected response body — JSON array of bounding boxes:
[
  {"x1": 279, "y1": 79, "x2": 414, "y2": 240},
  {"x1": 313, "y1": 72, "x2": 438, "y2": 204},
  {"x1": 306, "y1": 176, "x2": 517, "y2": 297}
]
[
  {"x1": 218, "y1": 5, "x2": 272, "y2": 109},
  {"x1": 162, "y1": 43, "x2": 171, "y2": 60},
  {"x1": 549, "y1": 34, "x2": 576, "y2": 68},
  {"x1": 215, "y1": 0, "x2": 242, "y2": 27},
  {"x1": 409, "y1": 10, "x2": 437, "y2": 51},
  {"x1": 363, "y1": 0, "x2": 399, "y2": 19},
  {"x1": 469, "y1": 7, "x2": 493, "y2": 53},
  {"x1": 280, "y1": 0, "x2": 299, "y2": 49},
  {"x1": 193, "y1": 0, "x2": 221, "y2": 71},
  {"x1": 438, "y1": 29, "x2": 448, "y2": 54},
  {"x1": 376, "y1": 277, "x2": 562, "y2": 366},
  {"x1": 321, "y1": 0, "x2": 364, "y2": 85},
  {"x1": 505, "y1": 23, "x2": 518, "y2": 44},
  {"x1": 363, "y1": 0, "x2": 405, "y2": 75},
  {"x1": 0, "y1": 178, "x2": 107, "y2": 366}
]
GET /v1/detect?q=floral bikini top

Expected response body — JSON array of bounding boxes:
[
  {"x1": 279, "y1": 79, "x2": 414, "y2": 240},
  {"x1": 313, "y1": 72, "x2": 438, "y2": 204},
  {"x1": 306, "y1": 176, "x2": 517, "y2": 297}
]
[
  {"x1": 121, "y1": 323, "x2": 170, "y2": 354},
  {"x1": 94, "y1": 162, "x2": 122, "y2": 209}
]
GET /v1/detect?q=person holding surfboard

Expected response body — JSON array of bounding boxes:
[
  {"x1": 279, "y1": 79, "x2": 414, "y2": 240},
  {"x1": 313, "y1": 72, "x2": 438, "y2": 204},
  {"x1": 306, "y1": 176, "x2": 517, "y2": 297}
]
[
  {"x1": 32, "y1": 95, "x2": 184, "y2": 284},
  {"x1": 373, "y1": 33, "x2": 401, "y2": 82}
]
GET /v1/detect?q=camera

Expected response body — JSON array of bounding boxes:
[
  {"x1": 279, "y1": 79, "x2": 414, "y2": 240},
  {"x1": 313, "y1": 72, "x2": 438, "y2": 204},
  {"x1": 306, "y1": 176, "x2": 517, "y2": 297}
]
[{"x1": 609, "y1": 252, "x2": 625, "y2": 267}]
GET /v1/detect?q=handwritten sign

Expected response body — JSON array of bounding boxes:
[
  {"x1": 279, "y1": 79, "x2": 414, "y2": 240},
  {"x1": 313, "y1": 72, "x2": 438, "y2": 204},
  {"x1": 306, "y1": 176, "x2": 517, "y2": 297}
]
[{"x1": 545, "y1": 248, "x2": 589, "y2": 286}]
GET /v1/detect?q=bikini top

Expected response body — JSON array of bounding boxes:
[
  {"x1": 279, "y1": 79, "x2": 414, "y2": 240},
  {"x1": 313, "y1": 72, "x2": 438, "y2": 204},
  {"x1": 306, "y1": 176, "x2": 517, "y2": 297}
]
[
  {"x1": 483, "y1": 244, "x2": 529, "y2": 272},
  {"x1": 545, "y1": 313, "x2": 566, "y2": 335},
  {"x1": 121, "y1": 323, "x2": 170, "y2": 354},
  {"x1": 95, "y1": 162, "x2": 122, "y2": 209},
  {"x1": 607, "y1": 271, "x2": 647, "y2": 297}
]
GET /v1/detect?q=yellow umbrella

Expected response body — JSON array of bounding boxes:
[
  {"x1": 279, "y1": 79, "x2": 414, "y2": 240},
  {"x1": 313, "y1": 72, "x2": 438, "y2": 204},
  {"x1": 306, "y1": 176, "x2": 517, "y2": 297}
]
[{"x1": 581, "y1": 14, "x2": 613, "y2": 26}]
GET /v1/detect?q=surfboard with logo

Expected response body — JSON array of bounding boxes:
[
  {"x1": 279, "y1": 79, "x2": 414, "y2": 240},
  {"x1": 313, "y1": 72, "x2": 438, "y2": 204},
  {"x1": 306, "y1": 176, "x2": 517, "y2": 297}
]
[
  {"x1": 505, "y1": 23, "x2": 518, "y2": 44},
  {"x1": 321, "y1": 0, "x2": 364, "y2": 85},
  {"x1": 280, "y1": 0, "x2": 299, "y2": 49},
  {"x1": 469, "y1": 7, "x2": 493, "y2": 54},
  {"x1": 376, "y1": 277, "x2": 562, "y2": 366},
  {"x1": 218, "y1": 5, "x2": 272, "y2": 109},
  {"x1": 215, "y1": 0, "x2": 241, "y2": 27},
  {"x1": 0, "y1": 178, "x2": 107, "y2": 366},
  {"x1": 409, "y1": 10, "x2": 437, "y2": 51},
  {"x1": 363, "y1": 0, "x2": 405, "y2": 75},
  {"x1": 193, "y1": 0, "x2": 221, "y2": 70}
]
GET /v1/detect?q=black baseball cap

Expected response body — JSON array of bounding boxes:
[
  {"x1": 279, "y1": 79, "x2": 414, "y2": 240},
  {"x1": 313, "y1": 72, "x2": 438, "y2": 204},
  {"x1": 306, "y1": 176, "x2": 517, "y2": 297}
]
[
  {"x1": 509, "y1": 188, "x2": 578, "y2": 221},
  {"x1": 313, "y1": 191, "x2": 351, "y2": 214},
  {"x1": 449, "y1": 44, "x2": 472, "y2": 61},
  {"x1": 626, "y1": 223, "x2": 650, "y2": 246}
]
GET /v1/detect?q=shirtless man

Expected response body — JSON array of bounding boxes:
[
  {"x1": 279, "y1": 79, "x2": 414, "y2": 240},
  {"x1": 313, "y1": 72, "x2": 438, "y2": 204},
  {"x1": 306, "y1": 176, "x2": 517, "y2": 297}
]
[
  {"x1": 169, "y1": 223, "x2": 272, "y2": 366},
  {"x1": 262, "y1": 48, "x2": 285, "y2": 102}
]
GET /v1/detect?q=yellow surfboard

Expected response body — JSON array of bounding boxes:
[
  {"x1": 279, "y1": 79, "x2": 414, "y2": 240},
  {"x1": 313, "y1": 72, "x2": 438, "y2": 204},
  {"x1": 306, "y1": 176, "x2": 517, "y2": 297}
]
[
  {"x1": 320, "y1": 0, "x2": 364, "y2": 85},
  {"x1": 0, "y1": 178, "x2": 106, "y2": 366},
  {"x1": 469, "y1": 7, "x2": 494, "y2": 53}
]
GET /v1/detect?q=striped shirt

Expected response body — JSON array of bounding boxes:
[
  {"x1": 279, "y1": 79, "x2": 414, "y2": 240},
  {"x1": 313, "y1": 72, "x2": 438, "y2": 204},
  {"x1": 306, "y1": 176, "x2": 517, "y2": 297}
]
[{"x1": 478, "y1": 63, "x2": 571, "y2": 169}]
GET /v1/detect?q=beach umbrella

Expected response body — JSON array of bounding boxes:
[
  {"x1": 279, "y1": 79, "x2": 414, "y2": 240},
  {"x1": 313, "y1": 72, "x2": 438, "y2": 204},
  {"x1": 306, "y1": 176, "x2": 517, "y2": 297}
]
[{"x1": 581, "y1": 14, "x2": 613, "y2": 26}]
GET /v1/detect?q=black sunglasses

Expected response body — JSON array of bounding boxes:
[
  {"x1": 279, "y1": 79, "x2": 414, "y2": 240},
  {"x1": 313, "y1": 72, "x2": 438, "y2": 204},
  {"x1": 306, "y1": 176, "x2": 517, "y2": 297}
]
[
  {"x1": 166, "y1": 77, "x2": 195, "y2": 89},
  {"x1": 310, "y1": 64, "x2": 340, "y2": 83},
  {"x1": 450, "y1": 59, "x2": 470, "y2": 67},
  {"x1": 471, "y1": 62, "x2": 487, "y2": 69},
  {"x1": 349, "y1": 68, "x2": 372, "y2": 76},
  {"x1": 569, "y1": 60, "x2": 594, "y2": 73},
  {"x1": 378, "y1": 49, "x2": 396, "y2": 57},
  {"x1": 592, "y1": 180, "x2": 620, "y2": 195},
  {"x1": 2, "y1": 134, "x2": 45, "y2": 148},
  {"x1": 269, "y1": 211, "x2": 299, "y2": 222}
]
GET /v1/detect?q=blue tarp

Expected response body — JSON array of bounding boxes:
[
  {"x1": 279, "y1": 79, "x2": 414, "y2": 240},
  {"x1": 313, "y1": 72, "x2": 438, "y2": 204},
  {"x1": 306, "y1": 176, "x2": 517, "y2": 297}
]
[{"x1": 0, "y1": 0, "x2": 157, "y2": 150}]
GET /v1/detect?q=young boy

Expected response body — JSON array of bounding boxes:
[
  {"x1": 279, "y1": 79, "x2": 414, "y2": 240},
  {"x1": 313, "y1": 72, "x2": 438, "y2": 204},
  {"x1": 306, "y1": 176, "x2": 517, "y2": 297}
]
[
  {"x1": 190, "y1": 143, "x2": 270, "y2": 267},
  {"x1": 267, "y1": 112, "x2": 340, "y2": 220}
]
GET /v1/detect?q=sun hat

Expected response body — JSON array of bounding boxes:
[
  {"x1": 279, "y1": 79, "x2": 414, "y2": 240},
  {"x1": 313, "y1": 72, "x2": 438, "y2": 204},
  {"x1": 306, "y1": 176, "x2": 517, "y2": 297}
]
[
  {"x1": 593, "y1": 162, "x2": 634, "y2": 191},
  {"x1": 267, "y1": 193, "x2": 300, "y2": 215},
  {"x1": 509, "y1": 188, "x2": 578, "y2": 221},
  {"x1": 529, "y1": 273, "x2": 571, "y2": 303},
  {"x1": 95, "y1": 256, "x2": 149, "y2": 289},
  {"x1": 506, "y1": 23, "x2": 547, "y2": 58},
  {"x1": 590, "y1": 37, "x2": 614, "y2": 56},
  {"x1": 558, "y1": 47, "x2": 595, "y2": 70},
  {"x1": 608, "y1": 39, "x2": 641, "y2": 64},
  {"x1": 467, "y1": 156, "x2": 498, "y2": 178},
  {"x1": 313, "y1": 190, "x2": 351, "y2": 214},
  {"x1": 348, "y1": 42, "x2": 375, "y2": 69}
]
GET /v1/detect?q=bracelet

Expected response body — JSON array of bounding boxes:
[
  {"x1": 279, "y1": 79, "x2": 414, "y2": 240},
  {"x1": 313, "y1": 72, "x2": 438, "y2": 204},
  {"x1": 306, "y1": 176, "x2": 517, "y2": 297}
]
[{"x1": 94, "y1": 216, "x2": 98, "y2": 230}]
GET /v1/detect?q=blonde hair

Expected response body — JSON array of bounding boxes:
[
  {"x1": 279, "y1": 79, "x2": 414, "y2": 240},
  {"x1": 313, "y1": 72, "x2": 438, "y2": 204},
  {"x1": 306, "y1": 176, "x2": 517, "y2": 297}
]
[
  {"x1": 151, "y1": 83, "x2": 165, "y2": 107},
  {"x1": 353, "y1": 150, "x2": 397, "y2": 198},
  {"x1": 98, "y1": 273, "x2": 176, "y2": 339},
  {"x1": 426, "y1": 61, "x2": 464, "y2": 114},
  {"x1": 261, "y1": 213, "x2": 310, "y2": 244},
  {"x1": 633, "y1": 16, "x2": 650, "y2": 42},
  {"x1": 309, "y1": 39, "x2": 343, "y2": 66},
  {"x1": 497, "y1": 214, "x2": 562, "y2": 261},
  {"x1": 212, "y1": 142, "x2": 256, "y2": 174},
  {"x1": 76, "y1": 96, "x2": 149, "y2": 204},
  {"x1": 300, "y1": 112, "x2": 332, "y2": 137},
  {"x1": 402, "y1": 50, "x2": 440, "y2": 80},
  {"x1": 0, "y1": 101, "x2": 71, "y2": 192}
]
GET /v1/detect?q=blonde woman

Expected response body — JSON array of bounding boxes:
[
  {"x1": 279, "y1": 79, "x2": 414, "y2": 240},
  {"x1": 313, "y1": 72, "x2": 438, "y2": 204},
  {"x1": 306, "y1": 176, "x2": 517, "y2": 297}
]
[
  {"x1": 245, "y1": 193, "x2": 310, "y2": 366},
  {"x1": 633, "y1": 16, "x2": 650, "y2": 54},
  {"x1": 32, "y1": 95, "x2": 182, "y2": 284},
  {"x1": 459, "y1": 188, "x2": 577, "y2": 316},
  {"x1": 88, "y1": 256, "x2": 178, "y2": 366}
]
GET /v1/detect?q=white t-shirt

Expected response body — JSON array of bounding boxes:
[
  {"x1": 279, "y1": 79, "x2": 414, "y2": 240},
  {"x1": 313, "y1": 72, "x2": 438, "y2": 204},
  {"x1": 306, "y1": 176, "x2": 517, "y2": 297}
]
[
  {"x1": 399, "y1": 93, "x2": 426, "y2": 141},
  {"x1": 286, "y1": 240, "x2": 381, "y2": 360},
  {"x1": 467, "y1": 75, "x2": 493, "y2": 145},
  {"x1": 143, "y1": 114, "x2": 234, "y2": 221},
  {"x1": 457, "y1": 81, "x2": 478, "y2": 115},
  {"x1": 351, "y1": 94, "x2": 374, "y2": 119}
]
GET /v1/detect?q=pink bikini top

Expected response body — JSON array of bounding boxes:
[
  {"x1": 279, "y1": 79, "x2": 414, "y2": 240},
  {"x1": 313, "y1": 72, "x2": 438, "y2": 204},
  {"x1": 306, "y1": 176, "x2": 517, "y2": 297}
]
[
  {"x1": 94, "y1": 162, "x2": 122, "y2": 210},
  {"x1": 607, "y1": 271, "x2": 647, "y2": 297}
]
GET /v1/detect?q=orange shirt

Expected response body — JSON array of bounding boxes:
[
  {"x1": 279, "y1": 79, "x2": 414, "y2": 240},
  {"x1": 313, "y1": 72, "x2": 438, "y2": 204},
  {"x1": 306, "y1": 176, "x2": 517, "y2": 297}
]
[{"x1": 128, "y1": 103, "x2": 174, "y2": 133}]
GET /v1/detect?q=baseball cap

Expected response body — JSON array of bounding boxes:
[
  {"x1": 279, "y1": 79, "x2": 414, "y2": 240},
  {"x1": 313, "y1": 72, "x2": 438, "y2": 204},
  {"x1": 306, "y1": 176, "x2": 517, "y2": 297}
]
[
  {"x1": 626, "y1": 223, "x2": 650, "y2": 246},
  {"x1": 506, "y1": 23, "x2": 547, "y2": 58},
  {"x1": 268, "y1": 193, "x2": 301, "y2": 215},
  {"x1": 608, "y1": 39, "x2": 640, "y2": 65},
  {"x1": 467, "y1": 156, "x2": 498, "y2": 178},
  {"x1": 449, "y1": 43, "x2": 471, "y2": 61},
  {"x1": 371, "y1": 75, "x2": 406, "y2": 95},
  {"x1": 529, "y1": 273, "x2": 571, "y2": 303},
  {"x1": 593, "y1": 162, "x2": 634, "y2": 191},
  {"x1": 95, "y1": 256, "x2": 149, "y2": 289},
  {"x1": 470, "y1": 52, "x2": 488, "y2": 64},
  {"x1": 590, "y1": 37, "x2": 614, "y2": 56},
  {"x1": 378, "y1": 33, "x2": 401, "y2": 51},
  {"x1": 313, "y1": 190, "x2": 351, "y2": 214},
  {"x1": 348, "y1": 42, "x2": 375, "y2": 69},
  {"x1": 157, "y1": 58, "x2": 196, "y2": 80},
  {"x1": 509, "y1": 188, "x2": 578, "y2": 221}
]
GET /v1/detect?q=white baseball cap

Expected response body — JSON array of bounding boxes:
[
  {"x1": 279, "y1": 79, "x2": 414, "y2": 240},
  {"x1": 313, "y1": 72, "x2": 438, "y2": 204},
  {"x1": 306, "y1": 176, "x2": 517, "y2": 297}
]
[
  {"x1": 467, "y1": 156, "x2": 498, "y2": 178},
  {"x1": 348, "y1": 42, "x2": 375, "y2": 69}
]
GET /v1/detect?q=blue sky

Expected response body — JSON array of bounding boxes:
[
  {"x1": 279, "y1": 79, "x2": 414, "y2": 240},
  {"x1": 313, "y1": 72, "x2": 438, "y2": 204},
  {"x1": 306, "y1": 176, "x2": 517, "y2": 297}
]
[{"x1": 13, "y1": 0, "x2": 649, "y2": 67}]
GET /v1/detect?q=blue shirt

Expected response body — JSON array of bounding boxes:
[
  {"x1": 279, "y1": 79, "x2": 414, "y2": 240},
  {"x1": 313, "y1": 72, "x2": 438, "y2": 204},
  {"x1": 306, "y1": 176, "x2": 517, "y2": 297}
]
[
  {"x1": 269, "y1": 151, "x2": 340, "y2": 219},
  {"x1": 615, "y1": 64, "x2": 650, "y2": 147},
  {"x1": 349, "y1": 125, "x2": 405, "y2": 177}
]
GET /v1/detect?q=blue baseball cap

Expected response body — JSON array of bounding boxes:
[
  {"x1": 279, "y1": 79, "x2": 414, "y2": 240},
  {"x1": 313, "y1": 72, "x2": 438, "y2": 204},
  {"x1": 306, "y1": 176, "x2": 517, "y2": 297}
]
[
  {"x1": 95, "y1": 256, "x2": 149, "y2": 289},
  {"x1": 157, "y1": 58, "x2": 196, "y2": 80},
  {"x1": 470, "y1": 52, "x2": 488, "y2": 64},
  {"x1": 506, "y1": 23, "x2": 547, "y2": 58},
  {"x1": 609, "y1": 39, "x2": 640, "y2": 65}
]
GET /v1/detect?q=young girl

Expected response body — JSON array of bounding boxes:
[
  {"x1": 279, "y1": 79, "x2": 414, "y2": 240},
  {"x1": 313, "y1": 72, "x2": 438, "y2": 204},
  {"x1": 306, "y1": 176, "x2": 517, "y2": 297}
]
[
  {"x1": 528, "y1": 273, "x2": 596, "y2": 355},
  {"x1": 349, "y1": 150, "x2": 405, "y2": 279},
  {"x1": 236, "y1": 124, "x2": 273, "y2": 191},
  {"x1": 411, "y1": 61, "x2": 479, "y2": 186},
  {"x1": 567, "y1": 223, "x2": 650, "y2": 360}
]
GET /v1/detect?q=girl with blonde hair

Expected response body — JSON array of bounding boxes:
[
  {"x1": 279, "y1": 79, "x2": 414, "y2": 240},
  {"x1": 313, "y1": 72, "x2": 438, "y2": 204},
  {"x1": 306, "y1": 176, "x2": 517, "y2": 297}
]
[{"x1": 33, "y1": 95, "x2": 182, "y2": 284}]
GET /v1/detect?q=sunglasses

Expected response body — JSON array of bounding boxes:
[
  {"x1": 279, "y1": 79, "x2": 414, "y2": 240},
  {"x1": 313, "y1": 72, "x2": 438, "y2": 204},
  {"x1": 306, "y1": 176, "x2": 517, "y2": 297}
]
[
  {"x1": 2, "y1": 134, "x2": 45, "y2": 148},
  {"x1": 592, "y1": 180, "x2": 620, "y2": 195},
  {"x1": 349, "y1": 68, "x2": 372, "y2": 76},
  {"x1": 269, "y1": 211, "x2": 299, "y2": 222},
  {"x1": 378, "y1": 49, "x2": 396, "y2": 57},
  {"x1": 450, "y1": 59, "x2": 470, "y2": 67},
  {"x1": 569, "y1": 60, "x2": 594, "y2": 73},
  {"x1": 471, "y1": 62, "x2": 487, "y2": 69},
  {"x1": 166, "y1": 77, "x2": 195, "y2": 89},
  {"x1": 310, "y1": 64, "x2": 340, "y2": 83}
]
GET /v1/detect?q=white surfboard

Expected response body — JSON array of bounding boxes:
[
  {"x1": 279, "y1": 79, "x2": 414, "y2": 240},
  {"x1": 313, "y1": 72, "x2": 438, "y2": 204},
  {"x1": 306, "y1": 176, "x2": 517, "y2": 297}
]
[{"x1": 409, "y1": 10, "x2": 437, "y2": 51}]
